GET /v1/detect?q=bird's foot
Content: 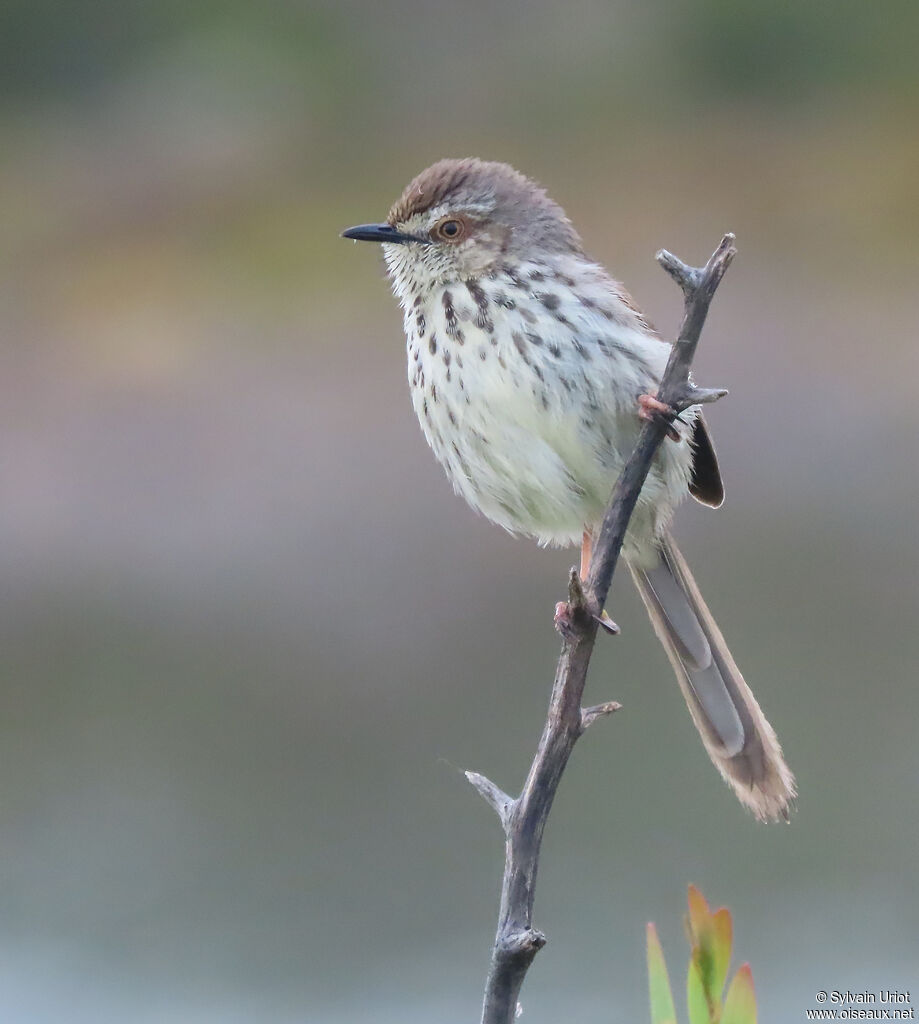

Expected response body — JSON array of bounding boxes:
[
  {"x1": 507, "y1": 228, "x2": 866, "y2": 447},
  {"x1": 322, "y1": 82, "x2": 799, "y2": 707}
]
[
  {"x1": 554, "y1": 601, "x2": 578, "y2": 641},
  {"x1": 638, "y1": 393, "x2": 683, "y2": 441}
]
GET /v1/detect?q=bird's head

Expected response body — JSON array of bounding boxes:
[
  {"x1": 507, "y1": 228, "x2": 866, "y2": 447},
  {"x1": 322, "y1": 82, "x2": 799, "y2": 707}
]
[{"x1": 342, "y1": 158, "x2": 583, "y2": 299}]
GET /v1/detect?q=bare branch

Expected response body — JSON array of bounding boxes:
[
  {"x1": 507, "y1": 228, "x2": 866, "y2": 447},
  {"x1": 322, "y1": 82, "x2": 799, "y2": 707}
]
[
  {"x1": 476, "y1": 235, "x2": 736, "y2": 1024},
  {"x1": 587, "y1": 233, "x2": 736, "y2": 612}
]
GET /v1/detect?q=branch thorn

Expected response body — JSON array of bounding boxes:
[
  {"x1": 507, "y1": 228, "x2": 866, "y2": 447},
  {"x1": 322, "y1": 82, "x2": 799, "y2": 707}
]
[
  {"x1": 580, "y1": 701, "x2": 622, "y2": 732},
  {"x1": 673, "y1": 385, "x2": 728, "y2": 412},
  {"x1": 465, "y1": 771, "x2": 514, "y2": 831}
]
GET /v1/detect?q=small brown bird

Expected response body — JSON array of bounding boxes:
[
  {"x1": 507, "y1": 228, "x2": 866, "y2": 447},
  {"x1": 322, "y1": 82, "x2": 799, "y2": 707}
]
[{"x1": 343, "y1": 158, "x2": 795, "y2": 821}]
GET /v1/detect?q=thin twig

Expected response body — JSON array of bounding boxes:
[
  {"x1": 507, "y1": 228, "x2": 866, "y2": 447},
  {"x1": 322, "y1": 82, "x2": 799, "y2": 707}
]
[{"x1": 468, "y1": 234, "x2": 736, "y2": 1024}]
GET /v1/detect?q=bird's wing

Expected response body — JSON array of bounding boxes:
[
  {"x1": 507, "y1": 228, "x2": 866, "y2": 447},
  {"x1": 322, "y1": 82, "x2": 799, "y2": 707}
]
[{"x1": 689, "y1": 414, "x2": 724, "y2": 508}]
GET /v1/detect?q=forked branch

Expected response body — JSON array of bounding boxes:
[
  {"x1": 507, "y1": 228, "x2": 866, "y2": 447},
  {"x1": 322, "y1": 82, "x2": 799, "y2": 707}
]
[{"x1": 468, "y1": 234, "x2": 737, "y2": 1024}]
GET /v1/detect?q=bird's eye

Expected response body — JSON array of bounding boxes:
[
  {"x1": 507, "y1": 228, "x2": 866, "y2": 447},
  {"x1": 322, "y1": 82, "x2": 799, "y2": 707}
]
[{"x1": 435, "y1": 218, "x2": 465, "y2": 242}]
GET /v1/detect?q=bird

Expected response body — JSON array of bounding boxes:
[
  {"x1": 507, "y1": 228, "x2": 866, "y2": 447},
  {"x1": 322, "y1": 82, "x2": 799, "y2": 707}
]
[{"x1": 342, "y1": 157, "x2": 795, "y2": 822}]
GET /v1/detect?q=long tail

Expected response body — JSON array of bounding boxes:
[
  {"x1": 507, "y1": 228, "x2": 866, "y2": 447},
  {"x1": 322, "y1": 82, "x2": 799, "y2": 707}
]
[{"x1": 628, "y1": 532, "x2": 796, "y2": 822}]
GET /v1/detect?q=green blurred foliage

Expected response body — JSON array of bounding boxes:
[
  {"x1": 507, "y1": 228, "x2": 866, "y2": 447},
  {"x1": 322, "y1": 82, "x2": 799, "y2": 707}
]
[
  {"x1": 648, "y1": 922, "x2": 679, "y2": 1024},
  {"x1": 672, "y1": 0, "x2": 919, "y2": 100},
  {"x1": 4, "y1": 0, "x2": 918, "y2": 111},
  {"x1": 648, "y1": 888, "x2": 757, "y2": 1024},
  {"x1": 0, "y1": 1, "x2": 332, "y2": 97}
]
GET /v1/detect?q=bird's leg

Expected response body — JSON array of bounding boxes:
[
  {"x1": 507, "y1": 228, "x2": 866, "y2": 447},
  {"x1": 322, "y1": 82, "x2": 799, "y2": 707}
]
[
  {"x1": 554, "y1": 531, "x2": 619, "y2": 637},
  {"x1": 638, "y1": 393, "x2": 682, "y2": 442},
  {"x1": 579, "y1": 529, "x2": 592, "y2": 581}
]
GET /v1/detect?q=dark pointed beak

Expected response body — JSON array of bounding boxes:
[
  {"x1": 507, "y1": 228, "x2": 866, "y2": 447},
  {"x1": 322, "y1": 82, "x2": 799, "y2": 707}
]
[{"x1": 340, "y1": 222, "x2": 429, "y2": 245}]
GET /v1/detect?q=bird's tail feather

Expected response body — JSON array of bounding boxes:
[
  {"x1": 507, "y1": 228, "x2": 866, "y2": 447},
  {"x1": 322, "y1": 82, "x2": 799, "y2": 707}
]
[{"x1": 628, "y1": 532, "x2": 796, "y2": 822}]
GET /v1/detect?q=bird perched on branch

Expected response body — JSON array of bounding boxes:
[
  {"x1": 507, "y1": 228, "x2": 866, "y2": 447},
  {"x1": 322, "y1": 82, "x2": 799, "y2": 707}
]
[{"x1": 342, "y1": 158, "x2": 795, "y2": 822}]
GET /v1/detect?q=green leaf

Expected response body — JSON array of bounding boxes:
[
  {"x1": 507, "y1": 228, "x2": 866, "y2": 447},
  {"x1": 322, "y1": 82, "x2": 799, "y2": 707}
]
[
  {"x1": 722, "y1": 964, "x2": 757, "y2": 1024},
  {"x1": 685, "y1": 885, "x2": 728, "y2": 1016},
  {"x1": 647, "y1": 923, "x2": 678, "y2": 1024},
  {"x1": 686, "y1": 885, "x2": 711, "y2": 938},
  {"x1": 710, "y1": 907, "x2": 733, "y2": 1001},
  {"x1": 687, "y1": 958, "x2": 715, "y2": 1024}
]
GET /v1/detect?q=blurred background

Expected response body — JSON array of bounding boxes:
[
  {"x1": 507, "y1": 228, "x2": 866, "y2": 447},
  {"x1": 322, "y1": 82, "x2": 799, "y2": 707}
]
[{"x1": 1, "y1": 1, "x2": 917, "y2": 1021}]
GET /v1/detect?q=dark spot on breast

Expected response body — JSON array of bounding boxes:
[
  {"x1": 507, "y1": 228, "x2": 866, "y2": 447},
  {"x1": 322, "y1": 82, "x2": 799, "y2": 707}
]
[
  {"x1": 500, "y1": 264, "x2": 526, "y2": 289},
  {"x1": 541, "y1": 391, "x2": 550, "y2": 410},
  {"x1": 564, "y1": 470, "x2": 587, "y2": 497},
  {"x1": 447, "y1": 406, "x2": 457, "y2": 426},
  {"x1": 416, "y1": 312, "x2": 426, "y2": 336},
  {"x1": 451, "y1": 442, "x2": 470, "y2": 476},
  {"x1": 579, "y1": 294, "x2": 596, "y2": 309},
  {"x1": 599, "y1": 336, "x2": 626, "y2": 357},
  {"x1": 529, "y1": 269, "x2": 545, "y2": 282},
  {"x1": 442, "y1": 347, "x2": 450, "y2": 366},
  {"x1": 520, "y1": 307, "x2": 537, "y2": 325},
  {"x1": 431, "y1": 383, "x2": 438, "y2": 402},
  {"x1": 413, "y1": 294, "x2": 423, "y2": 308},
  {"x1": 446, "y1": 368, "x2": 451, "y2": 382},
  {"x1": 464, "y1": 286, "x2": 484, "y2": 314},
  {"x1": 465, "y1": 279, "x2": 494, "y2": 332},
  {"x1": 479, "y1": 347, "x2": 487, "y2": 361},
  {"x1": 526, "y1": 331, "x2": 543, "y2": 346},
  {"x1": 572, "y1": 339, "x2": 592, "y2": 362},
  {"x1": 557, "y1": 272, "x2": 576, "y2": 287},
  {"x1": 497, "y1": 354, "x2": 506, "y2": 369},
  {"x1": 539, "y1": 293, "x2": 560, "y2": 311},
  {"x1": 511, "y1": 331, "x2": 531, "y2": 365},
  {"x1": 442, "y1": 290, "x2": 465, "y2": 343},
  {"x1": 456, "y1": 353, "x2": 463, "y2": 368},
  {"x1": 428, "y1": 335, "x2": 437, "y2": 354},
  {"x1": 548, "y1": 342, "x2": 561, "y2": 358}
]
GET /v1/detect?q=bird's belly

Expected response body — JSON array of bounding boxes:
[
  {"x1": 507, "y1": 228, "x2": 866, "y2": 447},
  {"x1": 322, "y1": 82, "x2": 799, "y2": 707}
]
[{"x1": 404, "y1": 298, "x2": 694, "y2": 552}]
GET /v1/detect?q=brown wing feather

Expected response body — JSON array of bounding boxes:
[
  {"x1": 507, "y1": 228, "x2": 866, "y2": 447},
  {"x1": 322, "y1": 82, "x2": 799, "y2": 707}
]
[{"x1": 689, "y1": 414, "x2": 724, "y2": 508}]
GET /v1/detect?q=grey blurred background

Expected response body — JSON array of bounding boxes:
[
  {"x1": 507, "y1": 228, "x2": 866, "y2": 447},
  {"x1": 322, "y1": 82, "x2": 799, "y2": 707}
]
[{"x1": 1, "y1": 2, "x2": 917, "y2": 1021}]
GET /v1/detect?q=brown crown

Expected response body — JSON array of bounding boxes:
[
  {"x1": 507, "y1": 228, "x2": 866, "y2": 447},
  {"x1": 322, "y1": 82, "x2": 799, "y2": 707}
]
[{"x1": 388, "y1": 158, "x2": 543, "y2": 225}]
